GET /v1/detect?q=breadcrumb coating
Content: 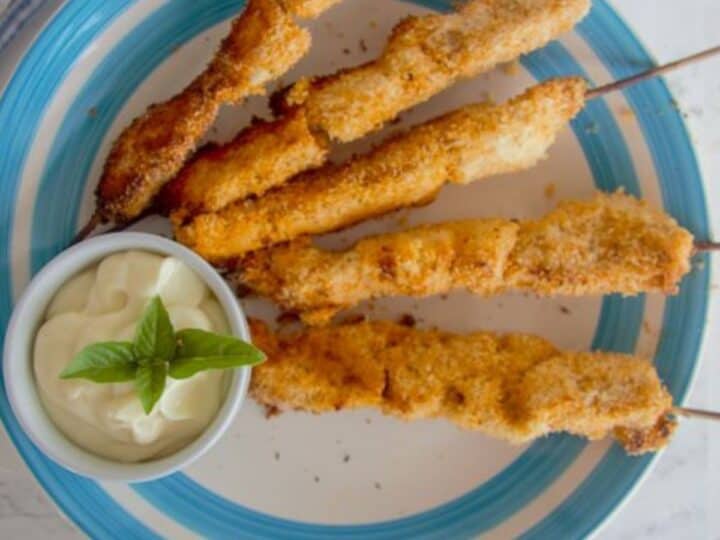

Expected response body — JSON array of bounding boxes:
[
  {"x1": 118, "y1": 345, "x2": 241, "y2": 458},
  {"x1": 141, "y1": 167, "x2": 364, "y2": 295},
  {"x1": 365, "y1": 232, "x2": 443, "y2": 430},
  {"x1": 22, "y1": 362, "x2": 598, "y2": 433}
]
[
  {"x1": 239, "y1": 219, "x2": 518, "y2": 324},
  {"x1": 175, "y1": 78, "x2": 587, "y2": 262},
  {"x1": 504, "y1": 191, "x2": 694, "y2": 295},
  {"x1": 281, "y1": 0, "x2": 343, "y2": 18},
  {"x1": 162, "y1": 0, "x2": 589, "y2": 219},
  {"x1": 249, "y1": 319, "x2": 674, "y2": 454},
  {"x1": 235, "y1": 192, "x2": 694, "y2": 324},
  {"x1": 276, "y1": 0, "x2": 590, "y2": 141},
  {"x1": 96, "y1": 0, "x2": 312, "y2": 223},
  {"x1": 159, "y1": 110, "x2": 328, "y2": 217}
]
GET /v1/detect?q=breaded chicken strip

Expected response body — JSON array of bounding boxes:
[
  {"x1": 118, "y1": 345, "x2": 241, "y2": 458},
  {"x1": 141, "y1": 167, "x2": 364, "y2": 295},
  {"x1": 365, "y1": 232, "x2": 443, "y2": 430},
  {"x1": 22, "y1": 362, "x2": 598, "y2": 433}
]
[
  {"x1": 160, "y1": 109, "x2": 329, "y2": 218},
  {"x1": 95, "y1": 0, "x2": 333, "y2": 225},
  {"x1": 161, "y1": 0, "x2": 590, "y2": 217},
  {"x1": 277, "y1": 0, "x2": 590, "y2": 141},
  {"x1": 175, "y1": 77, "x2": 587, "y2": 262},
  {"x1": 281, "y1": 0, "x2": 343, "y2": 18},
  {"x1": 235, "y1": 192, "x2": 694, "y2": 324},
  {"x1": 249, "y1": 319, "x2": 675, "y2": 455},
  {"x1": 240, "y1": 219, "x2": 518, "y2": 324}
]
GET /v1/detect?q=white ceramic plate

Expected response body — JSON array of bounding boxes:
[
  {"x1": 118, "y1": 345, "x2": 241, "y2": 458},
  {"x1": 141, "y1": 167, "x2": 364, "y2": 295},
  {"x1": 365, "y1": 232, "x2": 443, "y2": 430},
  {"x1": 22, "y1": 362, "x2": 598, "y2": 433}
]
[{"x1": 0, "y1": 0, "x2": 710, "y2": 537}]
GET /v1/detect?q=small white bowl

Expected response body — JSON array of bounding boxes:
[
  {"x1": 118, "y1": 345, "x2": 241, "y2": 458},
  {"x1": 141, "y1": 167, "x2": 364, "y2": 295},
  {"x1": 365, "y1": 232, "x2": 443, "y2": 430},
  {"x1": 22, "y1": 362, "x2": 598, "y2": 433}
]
[{"x1": 3, "y1": 232, "x2": 251, "y2": 482}]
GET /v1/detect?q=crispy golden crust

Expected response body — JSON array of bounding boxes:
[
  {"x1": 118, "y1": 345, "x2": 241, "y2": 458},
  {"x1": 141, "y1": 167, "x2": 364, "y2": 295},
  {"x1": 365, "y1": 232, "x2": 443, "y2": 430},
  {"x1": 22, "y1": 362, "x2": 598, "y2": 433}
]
[
  {"x1": 614, "y1": 415, "x2": 677, "y2": 455},
  {"x1": 235, "y1": 192, "x2": 694, "y2": 323},
  {"x1": 281, "y1": 0, "x2": 343, "y2": 18},
  {"x1": 159, "y1": 110, "x2": 328, "y2": 217},
  {"x1": 96, "y1": 0, "x2": 311, "y2": 223},
  {"x1": 238, "y1": 220, "x2": 519, "y2": 323},
  {"x1": 96, "y1": 80, "x2": 221, "y2": 223},
  {"x1": 504, "y1": 192, "x2": 694, "y2": 295},
  {"x1": 276, "y1": 0, "x2": 590, "y2": 141},
  {"x1": 200, "y1": 0, "x2": 311, "y2": 102},
  {"x1": 174, "y1": 78, "x2": 587, "y2": 262},
  {"x1": 249, "y1": 319, "x2": 673, "y2": 453},
  {"x1": 448, "y1": 77, "x2": 587, "y2": 184},
  {"x1": 161, "y1": 1, "x2": 588, "y2": 220}
]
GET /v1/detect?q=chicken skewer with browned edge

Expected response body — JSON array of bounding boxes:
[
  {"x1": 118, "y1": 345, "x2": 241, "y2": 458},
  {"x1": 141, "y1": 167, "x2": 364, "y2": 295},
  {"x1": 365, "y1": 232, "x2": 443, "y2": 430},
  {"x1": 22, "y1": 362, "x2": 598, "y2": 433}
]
[
  {"x1": 174, "y1": 76, "x2": 586, "y2": 261},
  {"x1": 232, "y1": 192, "x2": 694, "y2": 325},
  {"x1": 160, "y1": 0, "x2": 591, "y2": 220},
  {"x1": 75, "y1": 0, "x2": 342, "y2": 239},
  {"x1": 248, "y1": 318, "x2": 676, "y2": 455},
  {"x1": 174, "y1": 40, "x2": 720, "y2": 263}
]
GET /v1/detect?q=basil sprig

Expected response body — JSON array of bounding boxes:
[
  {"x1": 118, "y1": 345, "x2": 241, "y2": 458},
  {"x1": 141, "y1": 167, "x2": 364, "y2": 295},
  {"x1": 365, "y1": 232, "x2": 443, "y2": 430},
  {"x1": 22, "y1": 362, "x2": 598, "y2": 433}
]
[{"x1": 60, "y1": 296, "x2": 265, "y2": 413}]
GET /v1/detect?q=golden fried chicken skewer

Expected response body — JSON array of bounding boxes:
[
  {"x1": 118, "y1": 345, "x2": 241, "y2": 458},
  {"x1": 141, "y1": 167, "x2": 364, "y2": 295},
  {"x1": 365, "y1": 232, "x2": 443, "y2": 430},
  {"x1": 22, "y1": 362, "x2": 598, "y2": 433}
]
[
  {"x1": 77, "y1": 0, "x2": 338, "y2": 238},
  {"x1": 161, "y1": 108, "x2": 330, "y2": 218},
  {"x1": 164, "y1": 40, "x2": 720, "y2": 229},
  {"x1": 161, "y1": 0, "x2": 590, "y2": 218},
  {"x1": 274, "y1": 0, "x2": 590, "y2": 142},
  {"x1": 233, "y1": 192, "x2": 694, "y2": 324},
  {"x1": 175, "y1": 77, "x2": 587, "y2": 262},
  {"x1": 248, "y1": 319, "x2": 676, "y2": 455}
]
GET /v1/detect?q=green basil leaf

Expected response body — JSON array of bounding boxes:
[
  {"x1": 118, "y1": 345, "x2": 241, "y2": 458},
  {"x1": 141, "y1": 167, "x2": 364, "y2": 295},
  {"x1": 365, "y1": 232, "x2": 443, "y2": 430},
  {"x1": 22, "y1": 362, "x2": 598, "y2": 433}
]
[
  {"x1": 60, "y1": 342, "x2": 137, "y2": 382},
  {"x1": 174, "y1": 329, "x2": 266, "y2": 360},
  {"x1": 169, "y1": 355, "x2": 265, "y2": 379},
  {"x1": 133, "y1": 296, "x2": 176, "y2": 362},
  {"x1": 135, "y1": 359, "x2": 167, "y2": 414},
  {"x1": 169, "y1": 329, "x2": 266, "y2": 379}
]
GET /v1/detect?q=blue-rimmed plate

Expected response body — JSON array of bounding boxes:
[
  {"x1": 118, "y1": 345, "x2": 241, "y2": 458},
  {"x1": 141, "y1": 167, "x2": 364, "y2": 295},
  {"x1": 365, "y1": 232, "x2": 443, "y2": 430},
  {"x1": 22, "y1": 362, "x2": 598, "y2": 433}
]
[{"x1": 0, "y1": 0, "x2": 710, "y2": 538}]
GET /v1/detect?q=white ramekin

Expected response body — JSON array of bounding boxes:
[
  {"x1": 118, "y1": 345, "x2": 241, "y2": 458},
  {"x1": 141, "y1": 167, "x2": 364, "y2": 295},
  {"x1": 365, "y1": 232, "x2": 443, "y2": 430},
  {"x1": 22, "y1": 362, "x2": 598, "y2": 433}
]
[{"x1": 3, "y1": 232, "x2": 251, "y2": 482}]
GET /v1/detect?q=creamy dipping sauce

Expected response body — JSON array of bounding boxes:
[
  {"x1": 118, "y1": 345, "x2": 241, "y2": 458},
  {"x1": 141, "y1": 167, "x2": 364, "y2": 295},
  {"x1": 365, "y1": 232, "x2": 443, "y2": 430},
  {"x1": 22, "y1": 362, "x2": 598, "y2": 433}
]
[{"x1": 34, "y1": 250, "x2": 229, "y2": 462}]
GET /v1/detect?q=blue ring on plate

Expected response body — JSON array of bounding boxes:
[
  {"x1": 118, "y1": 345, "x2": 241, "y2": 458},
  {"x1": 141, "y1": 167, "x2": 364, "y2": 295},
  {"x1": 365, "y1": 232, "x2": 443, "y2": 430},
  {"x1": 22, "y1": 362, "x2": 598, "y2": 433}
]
[
  {"x1": 0, "y1": 0, "x2": 707, "y2": 538},
  {"x1": 0, "y1": 1, "x2": 161, "y2": 538},
  {"x1": 29, "y1": 0, "x2": 643, "y2": 536},
  {"x1": 29, "y1": 0, "x2": 241, "y2": 269},
  {"x1": 131, "y1": 38, "x2": 645, "y2": 538},
  {"x1": 521, "y1": 3, "x2": 711, "y2": 538}
]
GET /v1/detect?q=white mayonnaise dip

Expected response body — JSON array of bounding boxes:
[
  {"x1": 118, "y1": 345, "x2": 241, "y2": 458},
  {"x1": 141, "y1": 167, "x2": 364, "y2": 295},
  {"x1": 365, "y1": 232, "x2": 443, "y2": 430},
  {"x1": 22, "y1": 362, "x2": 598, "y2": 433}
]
[{"x1": 34, "y1": 250, "x2": 229, "y2": 462}]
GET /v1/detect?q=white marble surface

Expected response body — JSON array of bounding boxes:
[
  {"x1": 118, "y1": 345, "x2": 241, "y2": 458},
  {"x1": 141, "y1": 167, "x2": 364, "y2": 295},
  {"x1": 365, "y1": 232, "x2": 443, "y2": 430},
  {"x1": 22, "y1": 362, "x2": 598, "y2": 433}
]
[{"x1": 0, "y1": 0, "x2": 719, "y2": 538}]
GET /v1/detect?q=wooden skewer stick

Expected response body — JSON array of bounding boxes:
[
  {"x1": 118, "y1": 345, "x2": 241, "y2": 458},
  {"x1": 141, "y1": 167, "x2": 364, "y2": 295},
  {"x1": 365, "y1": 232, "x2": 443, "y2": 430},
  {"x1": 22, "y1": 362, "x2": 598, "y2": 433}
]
[
  {"x1": 71, "y1": 211, "x2": 102, "y2": 245},
  {"x1": 103, "y1": 209, "x2": 155, "y2": 235},
  {"x1": 586, "y1": 44, "x2": 720, "y2": 100},
  {"x1": 71, "y1": 207, "x2": 157, "y2": 245},
  {"x1": 694, "y1": 241, "x2": 720, "y2": 253},
  {"x1": 673, "y1": 407, "x2": 720, "y2": 422}
]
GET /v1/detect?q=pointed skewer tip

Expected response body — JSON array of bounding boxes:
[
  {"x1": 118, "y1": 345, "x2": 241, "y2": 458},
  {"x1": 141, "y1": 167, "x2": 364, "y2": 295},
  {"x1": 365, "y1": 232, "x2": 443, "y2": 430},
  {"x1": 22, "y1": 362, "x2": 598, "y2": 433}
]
[
  {"x1": 673, "y1": 407, "x2": 720, "y2": 422},
  {"x1": 71, "y1": 211, "x2": 102, "y2": 245},
  {"x1": 586, "y1": 44, "x2": 720, "y2": 100},
  {"x1": 694, "y1": 241, "x2": 720, "y2": 253}
]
